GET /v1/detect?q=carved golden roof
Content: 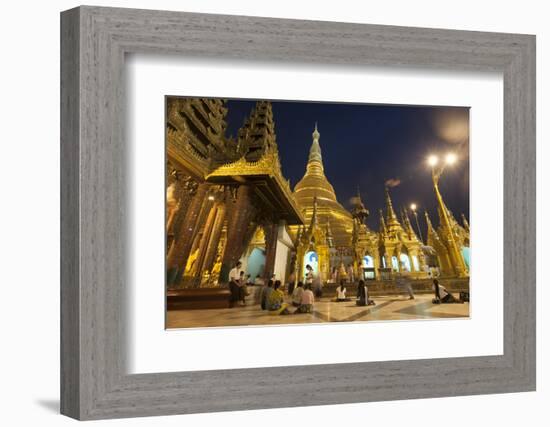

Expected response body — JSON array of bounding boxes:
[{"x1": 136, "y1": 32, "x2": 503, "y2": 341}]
[{"x1": 206, "y1": 147, "x2": 305, "y2": 225}]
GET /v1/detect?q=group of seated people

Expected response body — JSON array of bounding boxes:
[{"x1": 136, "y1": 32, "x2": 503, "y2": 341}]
[
  {"x1": 258, "y1": 279, "x2": 380, "y2": 316},
  {"x1": 259, "y1": 280, "x2": 315, "y2": 315},
  {"x1": 231, "y1": 259, "x2": 465, "y2": 313},
  {"x1": 334, "y1": 280, "x2": 376, "y2": 306}
]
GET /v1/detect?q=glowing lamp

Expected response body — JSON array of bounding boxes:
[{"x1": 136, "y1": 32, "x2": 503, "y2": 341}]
[
  {"x1": 445, "y1": 153, "x2": 457, "y2": 165},
  {"x1": 427, "y1": 155, "x2": 438, "y2": 167}
]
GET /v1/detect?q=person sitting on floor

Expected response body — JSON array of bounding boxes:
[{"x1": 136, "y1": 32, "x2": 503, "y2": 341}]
[
  {"x1": 432, "y1": 279, "x2": 463, "y2": 304},
  {"x1": 335, "y1": 280, "x2": 349, "y2": 302},
  {"x1": 237, "y1": 271, "x2": 247, "y2": 305},
  {"x1": 291, "y1": 281, "x2": 304, "y2": 307},
  {"x1": 254, "y1": 274, "x2": 264, "y2": 286},
  {"x1": 296, "y1": 284, "x2": 315, "y2": 313},
  {"x1": 267, "y1": 280, "x2": 290, "y2": 315},
  {"x1": 260, "y1": 279, "x2": 273, "y2": 310},
  {"x1": 356, "y1": 280, "x2": 375, "y2": 306}
]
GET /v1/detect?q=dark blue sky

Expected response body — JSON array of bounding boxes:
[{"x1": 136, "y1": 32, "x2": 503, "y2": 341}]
[{"x1": 225, "y1": 99, "x2": 469, "y2": 235}]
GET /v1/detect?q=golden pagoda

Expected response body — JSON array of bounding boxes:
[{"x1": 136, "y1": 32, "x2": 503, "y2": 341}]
[
  {"x1": 293, "y1": 124, "x2": 354, "y2": 248},
  {"x1": 377, "y1": 187, "x2": 428, "y2": 278},
  {"x1": 295, "y1": 197, "x2": 332, "y2": 282}
]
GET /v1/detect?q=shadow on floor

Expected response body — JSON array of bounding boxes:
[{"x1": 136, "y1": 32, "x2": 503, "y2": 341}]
[{"x1": 35, "y1": 399, "x2": 59, "y2": 414}]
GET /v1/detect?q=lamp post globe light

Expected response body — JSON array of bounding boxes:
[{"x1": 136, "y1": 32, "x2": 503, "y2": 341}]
[{"x1": 427, "y1": 153, "x2": 468, "y2": 277}]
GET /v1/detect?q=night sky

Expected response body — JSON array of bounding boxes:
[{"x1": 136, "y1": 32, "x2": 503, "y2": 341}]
[{"x1": 225, "y1": 99, "x2": 470, "y2": 236}]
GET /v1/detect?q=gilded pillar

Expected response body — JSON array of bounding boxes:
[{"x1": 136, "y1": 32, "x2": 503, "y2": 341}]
[
  {"x1": 169, "y1": 183, "x2": 208, "y2": 286},
  {"x1": 200, "y1": 201, "x2": 227, "y2": 285},
  {"x1": 433, "y1": 179, "x2": 468, "y2": 277},
  {"x1": 191, "y1": 203, "x2": 220, "y2": 287},
  {"x1": 221, "y1": 185, "x2": 257, "y2": 278},
  {"x1": 263, "y1": 221, "x2": 279, "y2": 280}
]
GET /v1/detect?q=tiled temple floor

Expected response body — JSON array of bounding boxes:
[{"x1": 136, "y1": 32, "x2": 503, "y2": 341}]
[{"x1": 166, "y1": 293, "x2": 469, "y2": 329}]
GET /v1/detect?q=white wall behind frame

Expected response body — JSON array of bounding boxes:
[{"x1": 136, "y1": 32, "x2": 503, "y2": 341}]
[{"x1": 4, "y1": 1, "x2": 547, "y2": 427}]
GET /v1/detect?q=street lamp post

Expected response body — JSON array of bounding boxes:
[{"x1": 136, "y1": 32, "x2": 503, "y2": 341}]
[
  {"x1": 409, "y1": 203, "x2": 423, "y2": 243},
  {"x1": 427, "y1": 153, "x2": 468, "y2": 277}
]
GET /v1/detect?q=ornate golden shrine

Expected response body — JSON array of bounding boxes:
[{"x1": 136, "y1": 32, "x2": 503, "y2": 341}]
[
  {"x1": 166, "y1": 99, "x2": 303, "y2": 288},
  {"x1": 295, "y1": 197, "x2": 332, "y2": 283}
]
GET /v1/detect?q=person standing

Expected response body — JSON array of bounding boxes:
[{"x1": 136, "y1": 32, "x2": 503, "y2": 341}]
[
  {"x1": 228, "y1": 261, "x2": 242, "y2": 306},
  {"x1": 330, "y1": 267, "x2": 338, "y2": 284},
  {"x1": 238, "y1": 271, "x2": 247, "y2": 305},
  {"x1": 313, "y1": 273, "x2": 323, "y2": 299},
  {"x1": 356, "y1": 279, "x2": 367, "y2": 306},
  {"x1": 395, "y1": 272, "x2": 415, "y2": 300},
  {"x1": 260, "y1": 279, "x2": 274, "y2": 310},
  {"x1": 347, "y1": 263, "x2": 355, "y2": 283},
  {"x1": 305, "y1": 264, "x2": 314, "y2": 285},
  {"x1": 287, "y1": 272, "x2": 296, "y2": 297}
]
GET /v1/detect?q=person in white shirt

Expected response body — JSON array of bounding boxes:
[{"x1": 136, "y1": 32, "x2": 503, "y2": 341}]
[
  {"x1": 335, "y1": 280, "x2": 349, "y2": 302},
  {"x1": 291, "y1": 282, "x2": 304, "y2": 307},
  {"x1": 295, "y1": 284, "x2": 315, "y2": 313},
  {"x1": 304, "y1": 264, "x2": 314, "y2": 285}
]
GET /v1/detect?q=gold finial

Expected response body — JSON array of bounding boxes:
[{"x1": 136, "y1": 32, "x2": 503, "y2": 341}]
[
  {"x1": 461, "y1": 213, "x2": 470, "y2": 232},
  {"x1": 312, "y1": 122, "x2": 320, "y2": 142},
  {"x1": 424, "y1": 210, "x2": 434, "y2": 229},
  {"x1": 385, "y1": 186, "x2": 397, "y2": 220},
  {"x1": 307, "y1": 123, "x2": 323, "y2": 167},
  {"x1": 379, "y1": 209, "x2": 387, "y2": 234}
]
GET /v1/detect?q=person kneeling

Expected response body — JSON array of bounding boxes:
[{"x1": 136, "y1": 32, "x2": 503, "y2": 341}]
[
  {"x1": 432, "y1": 279, "x2": 463, "y2": 304},
  {"x1": 267, "y1": 281, "x2": 290, "y2": 315},
  {"x1": 296, "y1": 284, "x2": 315, "y2": 313},
  {"x1": 356, "y1": 280, "x2": 375, "y2": 306}
]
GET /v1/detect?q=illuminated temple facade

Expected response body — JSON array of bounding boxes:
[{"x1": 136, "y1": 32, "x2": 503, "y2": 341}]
[{"x1": 166, "y1": 99, "x2": 470, "y2": 288}]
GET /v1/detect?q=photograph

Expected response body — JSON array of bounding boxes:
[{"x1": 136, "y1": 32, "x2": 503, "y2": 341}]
[{"x1": 165, "y1": 97, "x2": 471, "y2": 328}]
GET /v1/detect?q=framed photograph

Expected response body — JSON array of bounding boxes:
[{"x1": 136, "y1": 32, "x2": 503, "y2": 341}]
[{"x1": 61, "y1": 6, "x2": 535, "y2": 420}]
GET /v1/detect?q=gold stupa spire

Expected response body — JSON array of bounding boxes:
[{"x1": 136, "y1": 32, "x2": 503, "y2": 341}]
[
  {"x1": 308, "y1": 195, "x2": 319, "y2": 234},
  {"x1": 379, "y1": 209, "x2": 387, "y2": 236},
  {"x1": 385, "y1": 186, "x2": 398, "y2": 221},
  {"x1": 293, "y1": 123, "x2": 353, "y2": 247},
  {"x1": 384, "y1": 187, "x2": 405, "y2": 237},
  {"x1": 306, "y1": 122, "x2": 324, "y2": 175},
  {"x1": 424, "y1": 210, "x2": 440, "y2": 245},
  {"x1": 461, "y1": 213, "x2": 470, "y2": 233},
  {"x1": 401, "y1": 207, "x2": 419, "y2": 241}
]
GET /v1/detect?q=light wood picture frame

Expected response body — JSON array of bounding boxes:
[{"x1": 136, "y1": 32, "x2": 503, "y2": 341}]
[{"x1": 60, "y1": 5, "x2": 536, "y2": 420}]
